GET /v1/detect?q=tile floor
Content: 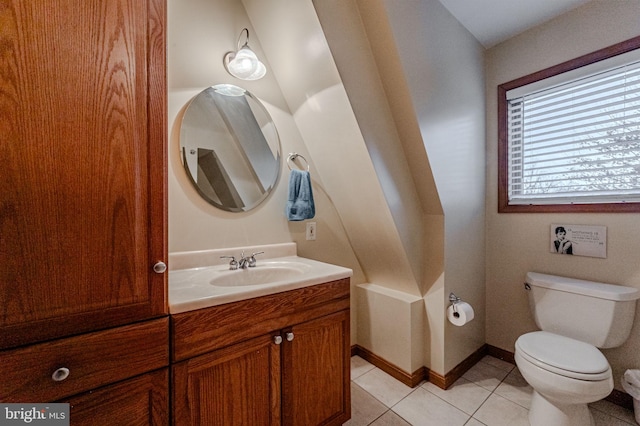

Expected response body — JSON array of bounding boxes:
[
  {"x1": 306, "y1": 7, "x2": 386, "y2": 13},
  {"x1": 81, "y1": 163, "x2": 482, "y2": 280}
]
[{"x1": 345, "y1": 355, "x2": 638, "y2": 426}]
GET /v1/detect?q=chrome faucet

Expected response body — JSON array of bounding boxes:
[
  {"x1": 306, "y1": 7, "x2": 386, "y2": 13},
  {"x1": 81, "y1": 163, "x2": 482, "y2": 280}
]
[
  {"x1": 248, "y1": 251, "x2": 264, "y2": 267},
  {"x1": 238, "y1": 252, "x2": 250, "y2": 269},
  {"x1": 222, "y1": 251, "x2": 264, "y2": 270},
  {"x1": 238, "y1": 251, "x2": 264, "y2": 269},
  {"x1": 220, "y1": 255, "x2": 238, "y2": 270}
]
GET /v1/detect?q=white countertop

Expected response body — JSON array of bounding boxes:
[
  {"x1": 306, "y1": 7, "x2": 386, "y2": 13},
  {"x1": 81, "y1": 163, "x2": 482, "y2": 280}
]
[{"x1": 168, "y1": 244, "x2": 352, "y2": 314}]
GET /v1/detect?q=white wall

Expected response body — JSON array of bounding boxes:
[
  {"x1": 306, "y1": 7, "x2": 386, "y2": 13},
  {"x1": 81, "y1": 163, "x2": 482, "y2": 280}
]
[
  {"x1": 169, "y1": 0, "x2": 487, "y2": 378},
  {"x1": 168, "y1": 0, "x2": 369, "y2": 270},
  {"x1": 485, "y1": 0, "x2": 640, "y2": 391},
  {"x1": 244, "y1": 0, "x2": 423, "y2": 299},
  {"x1": 243, "y1": 0, "x2": 433, "y2": 371},
  {"x1": 169, "y1": 0, "x2": 433, "y2": 351},
  {"x1": 168, "y1": 0, "x2": 298, "y2": 252},
  {"x1": 167, "y1": 0, "x2": 369, "y2": 343},
  {"x1": 376, "y1": 0, "x2": 487, "y2": 374},
  {"x1": 313, "y1": 0, "x2": 487, "y2": 375}
]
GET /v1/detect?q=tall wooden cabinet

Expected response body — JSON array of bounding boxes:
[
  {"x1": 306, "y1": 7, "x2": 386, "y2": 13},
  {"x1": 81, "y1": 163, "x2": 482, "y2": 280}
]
[
  {"x1": 0, "y1": 0, "x2": 168, "y2": 422},
  {"x1": 0, "y1": 0, "x2": 167, "y2": 350}
]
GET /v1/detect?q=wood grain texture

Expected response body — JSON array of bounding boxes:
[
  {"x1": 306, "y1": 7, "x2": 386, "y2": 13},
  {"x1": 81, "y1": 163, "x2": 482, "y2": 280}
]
[
  {"x1": 62, "y1": 368, "x2": 169, "y2": 426},
  {"x1": 171, "y1": 278, "x2": 350, "y2": 362},
  {"x1": 0, "y1": 0, "x2": 167, "y2": 349},
  {"x1": 147, "y1": 0, "x2": 169, "y2": 314},
  {"x1": 172, "y1": 334, "x2": 281, "y2": 426},
  {"x1": 0, "y1": 317, "x2": 169, "y2": 402},
  {"x1": 282, "y1": 310, "x2": 350, "y2": 426},
  {"x1": 352, "y1": 344, "x2": 427, "y2": 388},
  {"x1": 171, "y1": 280, "x2": 351, "y2": 425}
]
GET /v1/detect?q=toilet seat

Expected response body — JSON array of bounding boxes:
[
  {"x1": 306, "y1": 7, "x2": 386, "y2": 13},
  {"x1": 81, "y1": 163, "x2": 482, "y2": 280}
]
[{"x1": 516, "y1": 331, "x2": 611, "y2": 381}]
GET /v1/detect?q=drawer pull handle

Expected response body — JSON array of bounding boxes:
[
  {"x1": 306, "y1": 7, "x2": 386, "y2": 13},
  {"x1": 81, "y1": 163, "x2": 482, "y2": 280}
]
[
  {"x1": 286, "y1": 332, "x2": 294, "y2": 342},
  {"x1": 153, "y1": 261, "x2": 167, "y2": 274},
  {"x1": 52, "y1": 367, "x2": 70, "y2": 382},
  {"x1": 273, "y1": 335, "x2": 283, "y2": 345}
]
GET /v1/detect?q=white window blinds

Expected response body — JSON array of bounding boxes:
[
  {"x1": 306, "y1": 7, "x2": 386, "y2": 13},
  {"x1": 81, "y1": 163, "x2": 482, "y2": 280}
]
[{"x1": 506, "y1": 58, "x2": 640, "y2": 205}]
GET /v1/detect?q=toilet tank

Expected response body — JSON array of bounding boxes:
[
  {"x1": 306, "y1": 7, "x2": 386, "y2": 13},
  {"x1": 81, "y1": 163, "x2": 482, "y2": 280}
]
[{"x1": 525, "y1": 272, "x2": 640, "y2": 348}]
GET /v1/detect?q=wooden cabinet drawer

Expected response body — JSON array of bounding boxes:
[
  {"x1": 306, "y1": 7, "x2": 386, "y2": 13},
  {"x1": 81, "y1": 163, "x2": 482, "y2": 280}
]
[
  {"x1": 0, "y1": 317, "x2": 169, "y2": 402},
  {"x1": 171, "y1": 278, "x2": 350, "y2": 362},
  {"x1": 62, "y1": 368, "x2": 169, "y2": 426}
]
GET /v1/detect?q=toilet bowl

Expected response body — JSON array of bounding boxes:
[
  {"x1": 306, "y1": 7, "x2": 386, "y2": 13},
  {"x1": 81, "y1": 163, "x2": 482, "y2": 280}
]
[
  {"x1": 516, "y1": 272, "x2": 640, "y2": 426},
  {"x1": 515, "y1": 331, "x2": 613, "y2": 426}
]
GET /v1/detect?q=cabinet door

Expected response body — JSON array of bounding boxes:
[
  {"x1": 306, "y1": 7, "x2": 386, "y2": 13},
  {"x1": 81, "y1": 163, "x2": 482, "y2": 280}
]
[
  {"x1": 172, "y1": 334, "x2": 281, "y2": 426},
  {"x1": 282, "y1": 310, "x2": 350, "y2": 426},
  {"x1": 62, "y1": 368, "x2": 169, "y2": 426},
  {"x1": 0, "y1": 0, "x2": 167, "y2": 349}
]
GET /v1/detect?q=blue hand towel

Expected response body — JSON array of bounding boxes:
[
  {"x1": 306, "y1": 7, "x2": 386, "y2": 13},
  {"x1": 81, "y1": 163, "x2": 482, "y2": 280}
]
[{"x1": 286, "y1": 169, "x2": 315, "y2": 221}]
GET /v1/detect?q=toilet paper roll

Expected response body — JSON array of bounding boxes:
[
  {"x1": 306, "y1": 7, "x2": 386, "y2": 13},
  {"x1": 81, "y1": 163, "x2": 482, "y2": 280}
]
[{"x1": 447, "y1": 302, "x2": 474, "y2": 326}]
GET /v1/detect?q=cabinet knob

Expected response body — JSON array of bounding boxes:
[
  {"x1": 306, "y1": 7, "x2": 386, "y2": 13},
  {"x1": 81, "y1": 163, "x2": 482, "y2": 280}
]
[
  {"x1": 273, "y1": 335, "x2": 283, "y2": 345},
  {"x1": 153, "y1": 261, "x2": 167, "y2": 274},
  {"x1": 286, "y1": 332, "x2": 294, "y2": 342},
  {"x1": 52, "y1": 367, "x2": 70, "y2": 382}
]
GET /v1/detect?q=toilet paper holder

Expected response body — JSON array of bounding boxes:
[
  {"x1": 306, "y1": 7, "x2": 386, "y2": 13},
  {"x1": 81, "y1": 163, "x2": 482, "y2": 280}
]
[
  {"x1": 449, "y1": 292, "x2": 462, "y2": 316},
  {"x1": 447, "y1": 293, "x2": 474, "y2": 325}
]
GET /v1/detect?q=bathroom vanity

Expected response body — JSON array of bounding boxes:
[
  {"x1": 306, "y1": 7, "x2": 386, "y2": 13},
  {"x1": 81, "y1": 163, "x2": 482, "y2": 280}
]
[
  {"x1": 168, "y1": 244, "x2": 352, "y2": 425},
  {"x1": 171, "y1": 279, "x2": 350, "y2": 425}
]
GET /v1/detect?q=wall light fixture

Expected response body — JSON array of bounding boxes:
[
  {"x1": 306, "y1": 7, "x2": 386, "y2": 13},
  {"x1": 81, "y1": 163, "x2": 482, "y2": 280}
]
[{"x1": 223, "y1": 28, "x2": 266, "y2": 81}]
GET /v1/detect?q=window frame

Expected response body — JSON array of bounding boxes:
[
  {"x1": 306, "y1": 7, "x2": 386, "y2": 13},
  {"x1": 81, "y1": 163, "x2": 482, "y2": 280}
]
[{"x1": 498, "y1": 36, "x2": 640, "y2": 213}]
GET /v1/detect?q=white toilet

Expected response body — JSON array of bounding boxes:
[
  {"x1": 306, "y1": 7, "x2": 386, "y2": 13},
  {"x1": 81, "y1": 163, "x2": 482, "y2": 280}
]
[{"x1": 515, "y1": 272, "x2": 640, "y2": 426}]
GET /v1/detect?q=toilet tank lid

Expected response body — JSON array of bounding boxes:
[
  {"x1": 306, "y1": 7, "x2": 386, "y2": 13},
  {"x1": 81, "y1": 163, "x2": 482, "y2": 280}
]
[{"x1": 526, "y1": 272, "x2": 640, "y2": 301}]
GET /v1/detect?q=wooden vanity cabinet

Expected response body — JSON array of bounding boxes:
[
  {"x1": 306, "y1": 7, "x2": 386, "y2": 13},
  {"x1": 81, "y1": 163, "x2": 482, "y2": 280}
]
[{"x1": 171, "y1": 278, "x2": 351, "y2": 426}]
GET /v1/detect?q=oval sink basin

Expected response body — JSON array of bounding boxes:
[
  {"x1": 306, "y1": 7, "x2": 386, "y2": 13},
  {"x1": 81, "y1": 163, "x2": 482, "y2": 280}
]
[
  {"x1": 210, "y1": 262, "x2": 310, "y2": 287},
  {"x1": 168, "y1": 252, "x2": 353, "y2": 313}
]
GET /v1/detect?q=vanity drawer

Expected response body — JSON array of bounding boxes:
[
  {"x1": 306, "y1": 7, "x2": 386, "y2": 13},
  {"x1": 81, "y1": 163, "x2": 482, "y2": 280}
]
[
  {"x1": 0, "y1": 317, "x2": 169, "y2": 402},
  {"x1": 171, "y1": 278, "x2": 350, "y2": 362}
]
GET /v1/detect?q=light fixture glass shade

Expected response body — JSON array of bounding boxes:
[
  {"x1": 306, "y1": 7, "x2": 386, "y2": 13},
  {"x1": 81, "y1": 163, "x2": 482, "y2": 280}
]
[
  {"x1": 224, "y1": 29, "x2": 267, "y2": 81},
  {"x1": 245, "y1": 60, "x2": 266, "y2": 80}
]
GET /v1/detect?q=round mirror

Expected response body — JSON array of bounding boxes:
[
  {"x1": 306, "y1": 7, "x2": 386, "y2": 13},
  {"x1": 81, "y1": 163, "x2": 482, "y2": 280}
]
[{"x1": 180, "y1": 84, "x2": 281, "y2": 212}]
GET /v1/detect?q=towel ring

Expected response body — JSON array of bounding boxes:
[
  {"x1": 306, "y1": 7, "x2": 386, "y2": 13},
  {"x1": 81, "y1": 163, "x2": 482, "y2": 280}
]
[{"x1": 286, "y1": 153, "x2": 310, "y2": 171}]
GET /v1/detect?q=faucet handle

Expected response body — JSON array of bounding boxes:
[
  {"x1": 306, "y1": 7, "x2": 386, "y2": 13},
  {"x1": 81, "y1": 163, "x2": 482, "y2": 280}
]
[
  {"x1": 220, "y1": 255, "x2": 238, "y2": 270},
  {"x1": 248, "y1": 251, "x2": 264, "y2": 267}
]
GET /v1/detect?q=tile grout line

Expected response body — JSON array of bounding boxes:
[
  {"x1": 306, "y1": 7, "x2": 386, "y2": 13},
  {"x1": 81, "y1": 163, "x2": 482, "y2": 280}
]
[
  {"x1": 364, "y1": 360, "x2": 512, "y2": 425},
  {"x1": 464, "y1": 363, "x2": 516, "y2": 425},
  {"x1": 351, "y1": 356, "x2": 637, "y2": 426}
]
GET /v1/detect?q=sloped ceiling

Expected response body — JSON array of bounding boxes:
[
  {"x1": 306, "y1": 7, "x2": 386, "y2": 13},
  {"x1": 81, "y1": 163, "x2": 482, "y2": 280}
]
[{"x1": 438, "y1": 0, "x2": 593, "y2": 48}]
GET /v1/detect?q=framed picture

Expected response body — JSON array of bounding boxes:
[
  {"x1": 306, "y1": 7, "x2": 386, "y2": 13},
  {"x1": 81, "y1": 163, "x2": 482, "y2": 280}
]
[{"x1": 550, "y1": 224, "x2": 607, "y2": 258}]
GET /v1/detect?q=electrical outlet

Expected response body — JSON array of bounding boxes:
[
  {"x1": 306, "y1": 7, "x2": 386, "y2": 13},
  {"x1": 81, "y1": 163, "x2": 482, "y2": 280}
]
[{"x1": 306, "y1": 222, "x2": 316, "y2": 240}]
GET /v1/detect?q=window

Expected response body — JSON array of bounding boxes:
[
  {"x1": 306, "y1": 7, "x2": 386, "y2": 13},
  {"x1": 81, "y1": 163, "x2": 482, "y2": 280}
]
[{"x1": 498, "y1": 36, "x2": 640, "y2": 213}]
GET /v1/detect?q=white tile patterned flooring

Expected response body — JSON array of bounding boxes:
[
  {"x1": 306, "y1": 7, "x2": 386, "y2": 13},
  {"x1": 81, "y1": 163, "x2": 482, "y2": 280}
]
[{"x1": 345, "y1": 355, "x2": 638, "y2": 426}]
